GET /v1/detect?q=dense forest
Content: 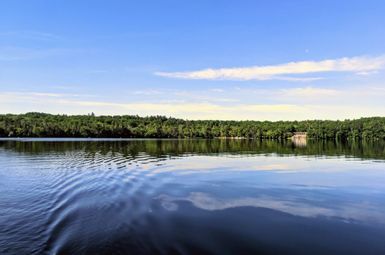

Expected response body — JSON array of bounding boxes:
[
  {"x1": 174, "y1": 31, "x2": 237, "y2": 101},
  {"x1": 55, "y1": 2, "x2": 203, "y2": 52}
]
[{"x1": 0, "y1": 113, "x2": 384, "y2": 140}]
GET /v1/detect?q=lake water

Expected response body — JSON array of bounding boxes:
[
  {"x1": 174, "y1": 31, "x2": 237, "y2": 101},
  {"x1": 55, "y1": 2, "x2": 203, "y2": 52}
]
[{"x1": 1, "y1": 139, "x2": 385, "y2": 255}]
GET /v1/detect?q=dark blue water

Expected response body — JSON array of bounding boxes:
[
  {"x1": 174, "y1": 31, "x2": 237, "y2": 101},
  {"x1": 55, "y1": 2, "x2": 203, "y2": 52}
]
[{"x1": 1, "y1": 139, "x2": 385, "y2": 255}]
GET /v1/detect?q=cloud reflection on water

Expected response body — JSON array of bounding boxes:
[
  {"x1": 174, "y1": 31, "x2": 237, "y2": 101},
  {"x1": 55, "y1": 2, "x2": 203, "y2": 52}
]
[{"x1": 156, "y1": 192, "x2": 385, "y2": 224}]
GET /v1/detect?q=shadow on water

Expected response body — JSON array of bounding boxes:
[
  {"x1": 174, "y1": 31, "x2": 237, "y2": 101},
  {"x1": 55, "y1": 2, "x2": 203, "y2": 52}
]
[{"x1": 0, "y1": 139, "x2": 385, "y2": 255}]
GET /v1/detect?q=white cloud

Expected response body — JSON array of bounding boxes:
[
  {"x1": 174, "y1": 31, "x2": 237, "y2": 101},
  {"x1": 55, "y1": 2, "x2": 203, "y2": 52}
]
[{"x1": 155, "y1": 55, "x2": 385, "y2": 81}]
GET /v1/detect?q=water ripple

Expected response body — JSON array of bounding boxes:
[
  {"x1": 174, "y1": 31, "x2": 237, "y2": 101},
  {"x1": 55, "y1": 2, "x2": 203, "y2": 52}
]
[{"x1": 1, "y1": 140, "x2": 385, "y2": 255}]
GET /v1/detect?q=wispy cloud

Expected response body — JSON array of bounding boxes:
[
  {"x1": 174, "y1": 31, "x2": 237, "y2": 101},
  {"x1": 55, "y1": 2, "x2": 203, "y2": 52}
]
[
  {"x1": 0, "y1": 30, "x2": 62, "y2": 41},
  {"x1": 280, "y1": 87, "x2": 339, "y2": 97},
  {"x1": 0, "y1": 91, "x2": 86, "y2": 101},
  {"x1": 133, "y1": 89, "x2": 163, "y2": 95},
  {"x1": 0, "y1": 87, "x2": 384, "y2": 120},
  {"x1": 129, "y1": 88, "x2": 238, "y2": 103},
  {"x1": 155, "y1": 55, "x2": 385, "y2": 81},
  {"x1": 0, "y1": 91, "x2": 302, "y2": 120},
  {"x1": 172, "y1": 90, "x2": 239, "y2": 103},
  {"x1": 0, "y1": 46, "x2": 75, "y2": 61}
]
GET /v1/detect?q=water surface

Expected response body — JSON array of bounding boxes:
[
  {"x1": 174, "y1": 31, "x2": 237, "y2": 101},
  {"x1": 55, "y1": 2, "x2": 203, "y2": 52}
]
[{"x1": 1, "y1": 139, "x2": 385, "y2": 255}]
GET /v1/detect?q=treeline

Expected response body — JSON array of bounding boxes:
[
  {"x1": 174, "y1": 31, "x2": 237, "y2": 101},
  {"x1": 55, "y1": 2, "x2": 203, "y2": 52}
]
[{"x1": 0, "y1": 113, "x2": 384, "y2": 140}]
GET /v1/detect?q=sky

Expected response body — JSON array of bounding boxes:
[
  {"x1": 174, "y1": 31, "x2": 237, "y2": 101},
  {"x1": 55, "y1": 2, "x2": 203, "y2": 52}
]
[{"x1": 0, "y1": 0, "x2": 385, "y2": 120}]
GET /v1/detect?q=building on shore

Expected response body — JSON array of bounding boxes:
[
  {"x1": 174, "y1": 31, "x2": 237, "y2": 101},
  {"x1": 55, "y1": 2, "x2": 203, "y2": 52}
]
[{"x1": 291, "y1": 132, "x2": 307, "y2": 147}]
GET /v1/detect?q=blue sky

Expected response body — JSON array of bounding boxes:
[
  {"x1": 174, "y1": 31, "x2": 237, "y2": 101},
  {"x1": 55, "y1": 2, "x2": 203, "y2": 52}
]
[{"x1": 1, "y1": 0, "x2": 385, "y2": 120}]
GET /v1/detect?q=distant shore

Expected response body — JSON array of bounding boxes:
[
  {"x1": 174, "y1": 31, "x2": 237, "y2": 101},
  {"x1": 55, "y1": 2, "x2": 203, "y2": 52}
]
[{"x1": 0, "y1": 113, "x2": 384, "y2": 140}]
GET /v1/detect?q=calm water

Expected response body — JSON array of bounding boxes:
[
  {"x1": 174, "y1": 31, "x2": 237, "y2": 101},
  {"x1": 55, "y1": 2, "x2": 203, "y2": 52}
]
[{"x1": 1, "y1": 139, "x2": 385, "y2": 255}]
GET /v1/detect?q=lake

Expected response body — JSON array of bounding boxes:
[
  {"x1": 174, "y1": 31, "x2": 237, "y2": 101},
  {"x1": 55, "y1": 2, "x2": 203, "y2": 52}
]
[{"x1": 1, "y1": 139, "x2": 385, "y2": 255}]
